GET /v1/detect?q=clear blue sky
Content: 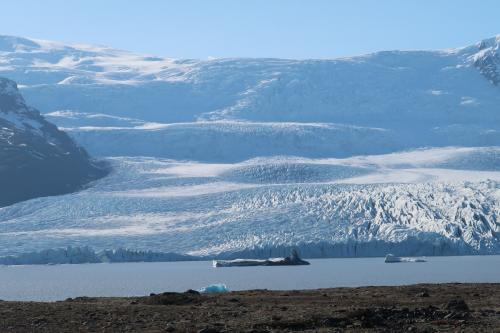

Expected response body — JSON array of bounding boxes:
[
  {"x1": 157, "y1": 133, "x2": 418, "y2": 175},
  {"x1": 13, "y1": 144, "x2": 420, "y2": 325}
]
[{"x1": 1, "y1": 0, "x2": 499, "y2": 59}]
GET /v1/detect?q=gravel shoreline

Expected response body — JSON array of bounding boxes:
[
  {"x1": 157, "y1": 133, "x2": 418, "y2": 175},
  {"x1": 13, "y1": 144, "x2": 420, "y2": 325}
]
[{"x1": 0, "y1": 283, "x2": 499, "y2": 332}]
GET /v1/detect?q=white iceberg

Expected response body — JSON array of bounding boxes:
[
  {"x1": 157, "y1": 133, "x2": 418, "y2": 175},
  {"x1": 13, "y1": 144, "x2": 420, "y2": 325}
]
[{"x1": 385, "y1": 254, "x2": 427, "y2": 263}]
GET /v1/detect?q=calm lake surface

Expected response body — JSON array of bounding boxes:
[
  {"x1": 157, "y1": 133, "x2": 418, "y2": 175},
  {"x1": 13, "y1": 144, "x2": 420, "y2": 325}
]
[{"x1": 1, "y1": 255, "x2": 499, "y2": 301}]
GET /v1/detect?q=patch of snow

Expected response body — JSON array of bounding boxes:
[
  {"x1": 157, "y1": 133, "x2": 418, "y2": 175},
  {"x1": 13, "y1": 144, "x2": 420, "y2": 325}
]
[
  {"x1": 460, "y1": 96, "x2": 479, "y2": 106},
  {"x1": 429, "y1": 90, "x2": 445, "y2": 96},
  {"x1": 0, "y1": 111, "x2": 43, "y2": 135}
]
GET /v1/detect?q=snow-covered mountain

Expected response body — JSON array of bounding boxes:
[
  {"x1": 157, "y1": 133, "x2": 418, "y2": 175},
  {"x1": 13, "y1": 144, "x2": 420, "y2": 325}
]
[
  {"x1": 473, "y1": 36, "x2": 500, "y2": 85},
  {"x1": 0, "y1": 77, "x2": 107, "y2": 207},
  {"x1": 1, "y1": 35, "x2": 499, "y2": 124},
  {"x1": 0, "y1": 34, "x2": 499, "y2": 154},
  {"x1": 0, "y1": 35, "x2": 500, "y2": 263}
]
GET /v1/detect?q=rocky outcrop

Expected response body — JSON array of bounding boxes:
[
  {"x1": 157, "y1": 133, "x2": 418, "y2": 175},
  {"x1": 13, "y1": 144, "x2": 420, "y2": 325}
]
[
  {"x1": 0, "y1": 77, "x2": 107, "y2": 207},
  {"x1": 472, "y1": 36, "x2": 500, "y2": 85}
]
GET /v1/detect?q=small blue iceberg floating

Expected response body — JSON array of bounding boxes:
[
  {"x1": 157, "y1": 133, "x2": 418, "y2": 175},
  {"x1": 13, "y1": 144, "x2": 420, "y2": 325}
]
[{"x1": 198, "y1": 283, "x2": 229, "y2": 294}]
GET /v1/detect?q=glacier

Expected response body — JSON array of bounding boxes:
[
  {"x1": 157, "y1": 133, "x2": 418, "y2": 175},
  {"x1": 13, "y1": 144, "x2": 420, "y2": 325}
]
[
  {"x1": 0, "y1": 247, "x2": 194, "y2": 265},
  {"x1": 0, "y1": 148, "x2": 499, "y2": 262},
  {"x1": 0, "y1": 35, "x2": 500, "y2": 263}
]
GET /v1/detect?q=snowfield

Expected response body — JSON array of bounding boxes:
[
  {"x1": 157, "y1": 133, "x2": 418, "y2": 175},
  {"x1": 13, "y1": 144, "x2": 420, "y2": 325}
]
[
  {"x1": 0, "y1": 148, "x2": 499, "y2": 261},
  {"x1": 0, "y1": 35, "x2": 499, "y2": 138},
  {"x1": 41, "y1": 111, "x2": 498, "y2": 162}
]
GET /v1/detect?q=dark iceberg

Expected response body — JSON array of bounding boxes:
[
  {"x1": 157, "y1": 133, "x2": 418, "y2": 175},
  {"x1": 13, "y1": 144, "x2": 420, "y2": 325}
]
[{"x1": 213, "y1": 249, "x2": 310, "y2": 267}]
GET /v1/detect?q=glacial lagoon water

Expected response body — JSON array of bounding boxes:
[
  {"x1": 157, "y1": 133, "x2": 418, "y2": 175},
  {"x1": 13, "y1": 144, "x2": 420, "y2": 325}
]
[{"x1": 1, "y1": 255, "x2": 499, "y2": 301}]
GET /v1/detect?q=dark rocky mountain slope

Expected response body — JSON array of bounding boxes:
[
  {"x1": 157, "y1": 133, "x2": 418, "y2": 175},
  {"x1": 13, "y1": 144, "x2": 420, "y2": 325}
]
[{"x1": 0, "y1": 77, "x2": 107, "y2": 207}]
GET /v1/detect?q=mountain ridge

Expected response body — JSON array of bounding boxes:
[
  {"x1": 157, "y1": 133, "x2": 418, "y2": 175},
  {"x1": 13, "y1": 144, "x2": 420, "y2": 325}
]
[
  {"x1": 0, "y1": 33, "x2": 499, "y2": 126},
  {"x1": 1, "y1": 34, "x2": 498, "y2": 160},
  {"x1": 0, "y1": 77, "x2": 107, "y2": 207}
]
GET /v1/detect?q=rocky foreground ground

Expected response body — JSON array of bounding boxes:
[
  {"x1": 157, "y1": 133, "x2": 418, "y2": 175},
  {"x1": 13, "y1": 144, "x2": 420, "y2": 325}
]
[{"x1": 0, "y1": 283, "x2": 499, "y2": 332}]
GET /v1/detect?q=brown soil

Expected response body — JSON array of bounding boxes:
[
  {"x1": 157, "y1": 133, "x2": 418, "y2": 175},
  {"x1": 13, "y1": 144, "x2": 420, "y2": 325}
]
[{"x1": 0, "y1": 283, "x2": 499, "y2": 332}]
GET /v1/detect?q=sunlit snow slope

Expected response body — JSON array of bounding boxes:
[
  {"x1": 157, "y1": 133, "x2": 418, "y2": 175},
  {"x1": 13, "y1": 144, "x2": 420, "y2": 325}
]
[{"x1": 0, "y1": 34, "x2": 499, "y2": 151}]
